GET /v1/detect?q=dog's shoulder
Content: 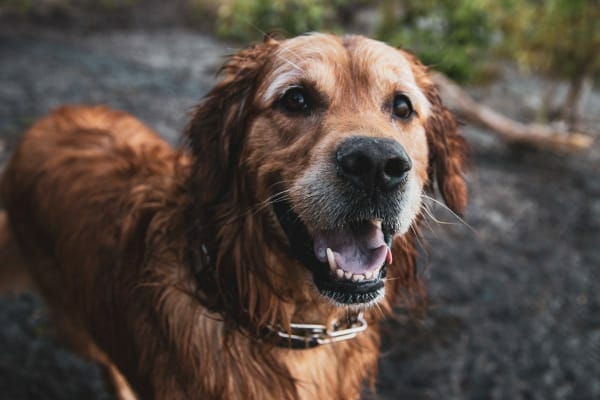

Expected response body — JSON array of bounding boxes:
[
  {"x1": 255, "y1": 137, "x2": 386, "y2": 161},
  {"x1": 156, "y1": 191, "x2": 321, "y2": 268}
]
[
  {"x1": 4, "y1": 104, "x2": 183, "y2": 185},
  {"x1": 21, "y1": 104, "x2": 168, "y2": 153},
  {"x1": 1, "y1": 105, "x2": 190, "y2": 253}
]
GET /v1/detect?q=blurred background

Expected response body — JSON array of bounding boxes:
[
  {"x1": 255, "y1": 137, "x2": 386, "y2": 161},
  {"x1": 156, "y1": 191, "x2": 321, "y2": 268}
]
[{"x1": 0, "y1": 0, "x2": 599, "y2": 399}]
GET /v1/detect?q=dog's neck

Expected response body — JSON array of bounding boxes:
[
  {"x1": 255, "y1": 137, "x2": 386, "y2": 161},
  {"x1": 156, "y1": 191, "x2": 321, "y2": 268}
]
[
  {"x1": 191, "y1": 242, "x2": 368, "y2": 332},
  {"x1": 188, "y1": 232, "x2": 383, "y2": 353},
  {"x1": 182, "y1": 187, "x2": 417, "y2": 348}
]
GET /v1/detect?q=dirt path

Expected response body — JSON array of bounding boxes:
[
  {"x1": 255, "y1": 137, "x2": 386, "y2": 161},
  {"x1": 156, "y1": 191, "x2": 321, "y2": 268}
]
[{"x1": 1, "y1": 28, "x2": 599, "y2": 400}]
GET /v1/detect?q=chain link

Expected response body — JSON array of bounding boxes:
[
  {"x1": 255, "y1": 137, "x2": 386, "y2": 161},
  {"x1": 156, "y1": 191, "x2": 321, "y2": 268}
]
[{"x1": 270, "y1": 312, "x2": 367, "y2": 347}]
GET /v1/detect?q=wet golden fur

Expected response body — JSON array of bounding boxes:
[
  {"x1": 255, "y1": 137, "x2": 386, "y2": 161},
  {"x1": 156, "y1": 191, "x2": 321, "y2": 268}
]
[{"x1": 0, "y1": 34, "x2": 467, "y2": 399}]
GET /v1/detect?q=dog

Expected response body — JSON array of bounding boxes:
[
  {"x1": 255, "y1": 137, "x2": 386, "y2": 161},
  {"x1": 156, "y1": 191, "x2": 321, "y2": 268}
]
[{"x1": 0, "y1": 33, "x2": 467, "y2": 399}]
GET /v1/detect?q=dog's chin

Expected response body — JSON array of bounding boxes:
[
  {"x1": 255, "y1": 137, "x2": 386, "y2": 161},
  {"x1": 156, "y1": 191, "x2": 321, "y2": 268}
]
[{"x1": 272, "y1": 199, "x2": 396, "y2": 306}]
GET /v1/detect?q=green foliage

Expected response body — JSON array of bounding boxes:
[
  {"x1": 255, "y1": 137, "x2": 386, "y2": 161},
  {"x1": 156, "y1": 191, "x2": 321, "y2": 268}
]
[
  {"x1": 376, "y1": 0, "x2": 599, "y2": 85},
  {"x1": 492, "y1": 0, "x2": 599, "y2": 81},
  {"x1": 0, "y1": 0, "x2": 42, "y2": 13},
  {"x1": 377, "y1": 0, "x2": 496, "y2": 83},
  {"x1": 215, "y1": 0, "x2": 348, "y2": 41}
]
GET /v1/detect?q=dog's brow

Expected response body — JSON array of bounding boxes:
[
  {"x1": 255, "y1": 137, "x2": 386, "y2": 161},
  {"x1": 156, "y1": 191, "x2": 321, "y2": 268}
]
[
  {"x1": 371, "y1": 56, "x2": 432, "y2": 119},
  {"x1": 277, "y1": 49, "x2": 304, "y2": 73},
  {"x1": 261, "y1": 52, "x2": 337, "y2": 104},
  {"x1": 262, "y1": 69, "x2": 304, "y2": 103}
]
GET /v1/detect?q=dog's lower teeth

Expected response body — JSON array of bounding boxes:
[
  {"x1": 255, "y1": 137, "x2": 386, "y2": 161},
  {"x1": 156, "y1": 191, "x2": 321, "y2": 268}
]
[
  {"x1": 326, "y1": 247, "x2": 383, "y2": 282},
  {"x1": 331, "y1": 265, "x2": 379, "y2": 282}
]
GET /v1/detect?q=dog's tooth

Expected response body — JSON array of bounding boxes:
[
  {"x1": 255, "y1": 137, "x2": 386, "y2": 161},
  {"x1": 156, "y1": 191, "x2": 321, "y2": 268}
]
[
  {"x1": 352, "y1": 274, "x2": 364, "y2": 282},
  {"x1": 336, "y1": 268, "x2": 344, "y2": 279},
  {"x1": 386, "y1": 248, "x2": 393, "y2": 265},
  {"x1": 344, "y1": 271, "x2": 353, "y2": 280},
  {"x1": 326, "y1": 248, "x2": 337, "y2": 271},
  {"x1": 365, "y1": 271, "x2": 373, "y2": 280}
]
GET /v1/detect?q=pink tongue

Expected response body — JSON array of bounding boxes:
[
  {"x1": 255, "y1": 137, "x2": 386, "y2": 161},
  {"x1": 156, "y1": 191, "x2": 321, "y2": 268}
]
[{"x1": 313, "y1": 222, "x2": 390, "y2": 274}]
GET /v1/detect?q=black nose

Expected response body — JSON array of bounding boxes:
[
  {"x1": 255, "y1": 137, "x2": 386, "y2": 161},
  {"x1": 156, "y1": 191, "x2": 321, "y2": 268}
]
[{"x1": 336, "y1": 136, "x2": 412, "y2": 193}]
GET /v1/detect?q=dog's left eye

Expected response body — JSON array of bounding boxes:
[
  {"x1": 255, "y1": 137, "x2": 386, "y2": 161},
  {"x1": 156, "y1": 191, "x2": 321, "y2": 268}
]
[
  {"x1": 280, "y1": 88, "x2": 311, "y2": 113},
  {"x1": 392, "y1": 94, "x2": 414, "y2": 120}
]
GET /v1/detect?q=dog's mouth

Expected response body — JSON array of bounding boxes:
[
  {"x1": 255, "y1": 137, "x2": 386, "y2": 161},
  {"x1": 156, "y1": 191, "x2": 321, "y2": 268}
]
[
  {"x1": 273, "y1": 199, "x2": 393, "y2": 306},
  {"x1": 313, "y1": 220, "x2": 392, "y2": 281}
]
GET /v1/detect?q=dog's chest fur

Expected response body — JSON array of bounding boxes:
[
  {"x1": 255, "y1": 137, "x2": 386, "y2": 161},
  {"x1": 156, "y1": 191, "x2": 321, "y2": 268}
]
[{"x1": 143, "y1": 245, "x2": 380, "y2": 399}]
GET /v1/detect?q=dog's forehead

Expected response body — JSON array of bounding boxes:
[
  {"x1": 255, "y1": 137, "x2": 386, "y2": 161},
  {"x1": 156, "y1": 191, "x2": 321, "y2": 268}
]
[
  {"x1": 344, "y1": 37, "x2": 421, "y2": 89},
  {"x1": 259, "y1": 34, "x2": 343, "y2": 102},
  {"x1": 259, "y1": 34, "x2": 431, "y2": 118}
]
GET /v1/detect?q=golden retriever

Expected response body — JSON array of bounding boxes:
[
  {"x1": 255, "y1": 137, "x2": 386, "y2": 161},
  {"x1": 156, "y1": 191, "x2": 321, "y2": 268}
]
[{"x1": 0, "y1": 33, "x2": 467, "y2": 399}]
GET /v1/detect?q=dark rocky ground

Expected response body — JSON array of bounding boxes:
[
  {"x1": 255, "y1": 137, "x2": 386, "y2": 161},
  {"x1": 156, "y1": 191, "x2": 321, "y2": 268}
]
[{"x1": 1, "y1": 27, "x2": 599, "y2": 400}]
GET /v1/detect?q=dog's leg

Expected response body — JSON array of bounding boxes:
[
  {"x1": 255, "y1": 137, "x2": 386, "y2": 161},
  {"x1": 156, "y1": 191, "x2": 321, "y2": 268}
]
[
  {"x1": 104, "y1": 363, "x2": 138, "y2": 400},
  {"x1": 0, "y1": 210, "x2": 32, "y2": 293},
  {"x1": 1, "y1": 209, "x2": 134, "y2": 398},
  {"x1": 54, "y1": 312, "x2": 138, "y2": 400}
]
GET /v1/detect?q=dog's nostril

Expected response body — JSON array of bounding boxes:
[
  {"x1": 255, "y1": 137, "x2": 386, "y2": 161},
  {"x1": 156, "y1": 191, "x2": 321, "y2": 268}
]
[
  {"x1": 383, "y1": 157, "x2": 411, "y2": 178},
  {"x1": 341, "y1": 153, "x2": 372, "y2": 176}
]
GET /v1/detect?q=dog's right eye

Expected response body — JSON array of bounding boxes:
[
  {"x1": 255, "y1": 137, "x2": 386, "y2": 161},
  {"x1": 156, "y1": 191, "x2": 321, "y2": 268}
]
[
  {"x1": 280, "y1": 88, "x2": 311, "y2": 114},
  {"x1": 392, "y1": 94, "x2": 414, "y2": 120}
]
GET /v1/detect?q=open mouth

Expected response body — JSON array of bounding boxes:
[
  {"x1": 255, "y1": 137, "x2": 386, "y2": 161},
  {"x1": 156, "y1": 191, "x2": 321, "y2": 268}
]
[{"x1": 273, "y1": 199, "x2": 394, "y2": 305}]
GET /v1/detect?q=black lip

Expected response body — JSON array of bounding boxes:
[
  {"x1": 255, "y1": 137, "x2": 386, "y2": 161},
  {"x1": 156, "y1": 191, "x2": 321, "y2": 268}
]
[{"x1": 272, "y1": 198, "x2": 392, "y2": 305}]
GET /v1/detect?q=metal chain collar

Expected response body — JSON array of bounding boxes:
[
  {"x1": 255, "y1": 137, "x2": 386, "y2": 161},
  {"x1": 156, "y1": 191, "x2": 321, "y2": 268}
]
[
  {"x1": 267, "y1": 312, "x2": 368, "y2": 349},
  {"x1": 193, "y1": 245, "x2": 369, "y2": 349}
]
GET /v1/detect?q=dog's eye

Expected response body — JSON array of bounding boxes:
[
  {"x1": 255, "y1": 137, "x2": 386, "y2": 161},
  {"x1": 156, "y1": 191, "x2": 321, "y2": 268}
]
[
  {"x1": 281, "y1": 88, "x2": 310, "y2": 113},
  {"x1": 392, "y1": 94, "x2": 413, "y2": 120}
]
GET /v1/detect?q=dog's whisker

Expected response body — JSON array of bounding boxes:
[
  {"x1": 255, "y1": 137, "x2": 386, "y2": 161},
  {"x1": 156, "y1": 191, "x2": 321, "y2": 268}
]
[
  {"x1": 276, "y1": 47, "x2": 307, "y2": 73},
  {"x1": 420, "y1": 194, "x2": 477, "y2": 234},
  {"x1": 209, "y1": 187, "x2": 296, "y2": 226},
  {"x1": 420, "y1": 197, "x2": 460, "y2": 227},
  {"x1": 419, "y1": 203, "x2": 442, "y2": 237},
  {"x1": 372, "y1": 302, "x2": 386, "y2": 319},
  {"x1": 409, "y1": 224, "x2": 429, "y2": 255}
]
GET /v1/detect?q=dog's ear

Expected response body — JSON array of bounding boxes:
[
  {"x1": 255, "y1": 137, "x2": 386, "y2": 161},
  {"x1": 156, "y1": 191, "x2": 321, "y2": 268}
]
[
  {"x1": 185, "y1": 41, "x2": 277, "y2": 205},
  {"x1": 424, "y1": 88, "x2": 468, "y2": 216}
]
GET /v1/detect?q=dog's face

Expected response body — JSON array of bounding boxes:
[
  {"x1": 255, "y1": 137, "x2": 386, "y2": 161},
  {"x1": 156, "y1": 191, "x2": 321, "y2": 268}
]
[{"x1": 188, "y1": 34, "x2": 466, "y2": 309}]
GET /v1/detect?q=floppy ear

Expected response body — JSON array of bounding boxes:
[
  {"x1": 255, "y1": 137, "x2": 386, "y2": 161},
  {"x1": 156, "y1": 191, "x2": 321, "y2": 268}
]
[
  {"x1": 424, "y1": 87, "x2": 468, "y2": 216},
  {"x1": 185, "y1": 40, "x2": 277, "y2": 206}
]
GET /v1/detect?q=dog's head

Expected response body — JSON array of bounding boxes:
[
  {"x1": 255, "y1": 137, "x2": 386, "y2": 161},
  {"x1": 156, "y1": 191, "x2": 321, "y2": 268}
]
[{"x1": 186, "y1": 34, "x2": 467, "y2": 315}]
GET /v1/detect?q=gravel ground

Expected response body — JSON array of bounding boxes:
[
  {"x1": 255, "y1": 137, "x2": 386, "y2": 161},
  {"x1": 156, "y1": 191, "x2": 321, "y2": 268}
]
[{"x1": 1, "y1": 28, "x2": 599, "y2": 400}]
